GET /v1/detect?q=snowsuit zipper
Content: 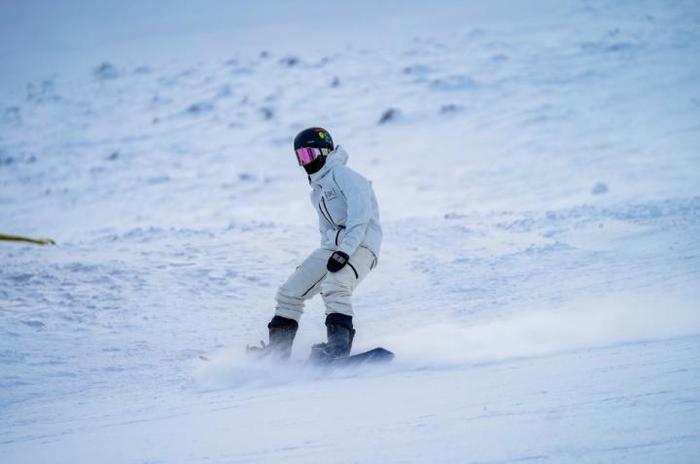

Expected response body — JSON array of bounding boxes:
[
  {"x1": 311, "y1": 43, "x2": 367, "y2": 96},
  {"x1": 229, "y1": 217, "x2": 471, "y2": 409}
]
[
  {"x1": 320, "y1": 197, "x2": 336, "y2": 228},
  {"x1": 301, "y1": 272, "x2": 327, "y2": 297}
]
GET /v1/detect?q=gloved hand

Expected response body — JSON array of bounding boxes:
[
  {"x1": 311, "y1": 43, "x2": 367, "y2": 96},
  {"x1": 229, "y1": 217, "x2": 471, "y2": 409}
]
[{"x1": 326, "y1": 251, "x2": 350, "y2": 273}]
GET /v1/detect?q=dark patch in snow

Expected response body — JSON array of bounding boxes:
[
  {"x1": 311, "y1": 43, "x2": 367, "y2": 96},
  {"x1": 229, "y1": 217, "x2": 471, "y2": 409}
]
[
  {"x1": 539, "y1": 70, "x2": 603, "y2": 87},
  {"x1": 0, "y1": 153, "x2": 15, "y2": 166},
  {"x1": 260, "y1": 107, "x2": 274, "y2": 120},
  {"x1": 106, "y1": 151, "x2": 119, "y2": 161},
  {"x1": 185, "y1": 102, "x2": 214, "y2": 114},
  {"x1": 259, "y1": 51, "x2": 270, "y2": 59},
  {"x1": 133, "y1": 65, "x2": 152, "y2": 75},
  {"x1": 330, "y1": 76, "x2": 340, "y2": 87},
  {"x1": 94, "y1": 62, "x2": 120, "y2": 80},
  {"x1": 10, "y1": 273, "x2": 33, "y2": 283},
  {"x1": 579, "y1": 41, "x2": 639, "y2": 54},
  {"x1": 314, "y1": 57, "x2": 331, "y2": 67},
  {"x1": 520, "y1": 105, "x2": 573, "y2": 126},
  {"x1": 378, "y1": 108, "x2": 400, "y2": 124},
  {"x1": 431, "y1": 75, "x2": 476, "y2": 91},
  {"x1": 491, "y1": 54, "x2": 508, "y2": 63},
  {"x1": 238, "y1": 173, "x2": 256, "y2": 182},
  {"x1": 26, "y1": 80, "x2": 58, "y2": 103},
  {"x1": 403, "y1": 64, "x2": 431, "y2": 75},
  {"x1": 467, "y1": 28, "x2": 486, "y2": 40},
  {"x1": 521, "y1": 241, "x2": 577, "y2": 256},
  {"x1": 143, "y1": 175, "x2": 170, "y2": 185},
  {"x1": 439, "y1": 104, "x2": 462, "y2": 114},
  {"x1": 216, "y1": 85, "x2": 232, "y2": 98},
  {"x1": 233, "y1": 67, "x2": 254, "y2": 75},
  {"x1": 592, "y1": 182, "x2": 609, "y2": 195},
  {"x1": 279, "y1": 56, "x2": 300, "y2": 67},
  {"x1": 2, "y1": 106, "x2": 21, "y2": 124},
  {"x1": 21, "y1": 320, "x2": 45, "y2": 329}
]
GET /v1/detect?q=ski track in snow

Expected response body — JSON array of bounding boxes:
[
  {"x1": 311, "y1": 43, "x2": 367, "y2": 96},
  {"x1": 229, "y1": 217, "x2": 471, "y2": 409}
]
[{"x1": 1, "y1": 0, "x2": 700, "y2": 462}]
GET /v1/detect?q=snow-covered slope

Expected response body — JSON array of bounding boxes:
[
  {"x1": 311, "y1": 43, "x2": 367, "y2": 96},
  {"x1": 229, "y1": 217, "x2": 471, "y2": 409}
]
[{"x1": 1, "y1": 1, "x2": 699, "y2": 462}]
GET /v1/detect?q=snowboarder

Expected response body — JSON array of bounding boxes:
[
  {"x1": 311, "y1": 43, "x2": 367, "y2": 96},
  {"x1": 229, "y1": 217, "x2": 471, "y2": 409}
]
[{"x1": 250, "y1": 127, "x2": 382, "y2": 362}]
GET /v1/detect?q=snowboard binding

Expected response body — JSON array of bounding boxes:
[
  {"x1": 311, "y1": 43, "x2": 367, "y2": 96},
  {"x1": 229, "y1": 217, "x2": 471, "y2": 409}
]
[{"x1": 308, "y1": 313, "x2": 356, "y2": 364}]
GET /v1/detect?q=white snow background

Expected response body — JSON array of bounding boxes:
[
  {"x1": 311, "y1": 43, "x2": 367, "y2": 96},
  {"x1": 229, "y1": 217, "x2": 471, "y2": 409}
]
[{"x1": 1, "y1": 0, "x2": 700, "y2": 462}]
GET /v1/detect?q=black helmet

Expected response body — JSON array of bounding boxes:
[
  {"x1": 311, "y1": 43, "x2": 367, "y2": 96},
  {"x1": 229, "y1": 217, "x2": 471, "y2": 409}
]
[{"x1": 293, "y1": 127, "x2": 334, "y2": 151}]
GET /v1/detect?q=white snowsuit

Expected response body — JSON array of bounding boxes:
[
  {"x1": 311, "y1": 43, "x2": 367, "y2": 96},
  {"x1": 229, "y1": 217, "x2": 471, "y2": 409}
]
[{"x1": 275, "y1": 146, "x2": 382, "y2": 322}]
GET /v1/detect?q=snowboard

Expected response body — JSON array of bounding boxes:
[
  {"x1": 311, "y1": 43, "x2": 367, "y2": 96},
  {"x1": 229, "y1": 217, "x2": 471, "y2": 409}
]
[
  {"x1": 315, "y1": 347, "x2": 394, "y2": 366},
  {"x1": 200, "y1": 345, "x2": 395, "y2": 368}
]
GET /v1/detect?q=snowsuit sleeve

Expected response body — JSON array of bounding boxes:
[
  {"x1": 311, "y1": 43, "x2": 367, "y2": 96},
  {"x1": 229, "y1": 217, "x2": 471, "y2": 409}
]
[{"x1": 333, "y1": 167, "x2": 372, "y2": 257}]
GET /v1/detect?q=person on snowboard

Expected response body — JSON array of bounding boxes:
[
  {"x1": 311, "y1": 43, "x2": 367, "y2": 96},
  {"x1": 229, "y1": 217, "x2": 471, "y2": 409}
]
[{"x1": 250, "y1": 127, "x2": 382, "y2": 362}]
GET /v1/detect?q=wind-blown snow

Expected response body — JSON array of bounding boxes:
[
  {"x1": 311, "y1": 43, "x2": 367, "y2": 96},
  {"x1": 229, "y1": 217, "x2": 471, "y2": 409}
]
[{"x1": 1, "y1": 0, "x2": 700, "y2": 462}]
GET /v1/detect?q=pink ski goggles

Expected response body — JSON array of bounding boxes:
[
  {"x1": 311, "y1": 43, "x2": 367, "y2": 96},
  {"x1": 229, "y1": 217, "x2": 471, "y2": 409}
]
[{"x1": 295, "y1": 147, "x2": 324, "y2": 166}]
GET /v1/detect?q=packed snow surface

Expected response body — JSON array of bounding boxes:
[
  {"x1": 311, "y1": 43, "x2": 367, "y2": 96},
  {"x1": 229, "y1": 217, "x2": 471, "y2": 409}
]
[{"x1": 1, "y1": 0, "x2": 700, "y2": 462}]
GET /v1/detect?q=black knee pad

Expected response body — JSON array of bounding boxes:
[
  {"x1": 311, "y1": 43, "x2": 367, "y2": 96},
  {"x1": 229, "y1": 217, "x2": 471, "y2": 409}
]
[{"x1": 325, "y1": 313, "x2": 353, "y2": 330}]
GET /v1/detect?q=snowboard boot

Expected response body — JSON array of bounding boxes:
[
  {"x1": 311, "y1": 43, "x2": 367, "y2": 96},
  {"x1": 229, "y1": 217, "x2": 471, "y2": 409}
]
[
  {"x1": 248, "y1": 315, "x2": 298, "y2": 360},
  {"x1": 309, "y1": 313, "x2": 356, "y2": 363}
]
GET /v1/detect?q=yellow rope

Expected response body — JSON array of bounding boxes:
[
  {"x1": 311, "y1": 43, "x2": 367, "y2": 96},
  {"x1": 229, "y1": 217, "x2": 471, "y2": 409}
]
[{"x1": 0, "y1": 233, "x2": 56, "y2": 246}]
